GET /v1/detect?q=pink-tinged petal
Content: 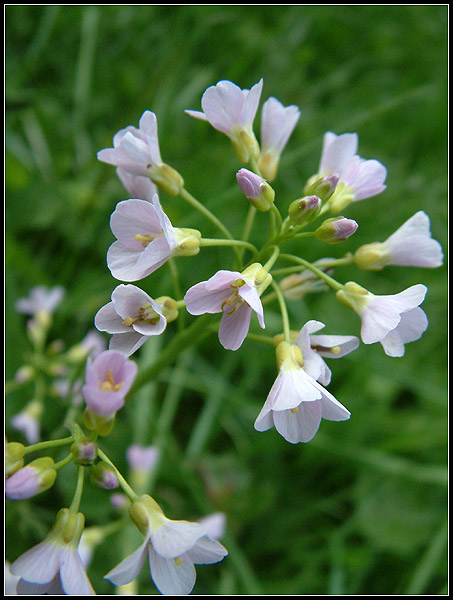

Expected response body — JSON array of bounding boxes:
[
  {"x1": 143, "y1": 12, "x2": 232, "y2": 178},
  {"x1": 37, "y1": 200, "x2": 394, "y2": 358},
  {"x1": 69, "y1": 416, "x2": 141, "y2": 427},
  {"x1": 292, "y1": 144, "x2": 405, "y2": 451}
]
[
  {"x1": 5, "y1": 466, "x2": 40, "y2": 500},
  {"x1": 238, "y1": 285, "x2": 265, "y2": 328},
  {"x1": 184, "y1": 109, "x2": 209, "y2": 121},
  {"x1": 104, "y1": 538, "x2": 149, "y2": 586},
  {"x1": 314, "y1": 383, "x2": 351, "y2": 421},
  {"x1": 341, "y1": 156, "x2": 387, "y2": 200},
  {"x1": 95, "y1": 302, "x2": 130, "y2": 334},
  {"x1": 151, "y1": 520, "x2": 205, "y2": 559},
  {"x1": 261, "y1": 97, "x2": 300, "y2": 153},
  {"x1": 110, "y1": 199, "x2": 162, "y2": 249},
  {"x1": 254, "y1": 407, "x2": 275, "y2": 432},
  {"x1": 204, "y1": 270, "x2": 242, "y2": 291},
  {"x1": 273, "y1": 400, "x2": 323, "y2": 443},
  {"x1": 59, "y1": 547, "x2": 95, "y2": 595},
  {"x1": 151, "y1": 194, "x2": 178, "y2": 250},
  {"x1": 111, "y1": 285, "x2": 153, "y2": 320},
  {"x1": 149, "y1": 545, "x2": 197, "y2": 595},
  {"x1": 198, "y1": 513, "x2": 226, "y2": 541},
  {"x1": 201, "y1": 80, "x2": 244, "y2": 134},
  {"x1": 109, "y1": 331, "x2": 148, "y2": 357},
  {"x1": 10, "y1": 540, "x2": 61, "y2": 584},
  {"x1": 187, "y1": 536, "x2": 228, "y2": 564},
  {"x1": 116, "y1": 168, "x2": 157, "y2": 202},
  {"x1": 107, "y1": 242, "x2": 151, "y2": 282},
  {"x1": 319, "y1": 132, "x2": 358, "y2": 175},
  {"x1": 271, "y1": 367, "x2": 322, "y2": 411},
  {"x1": 380, "y1": 307, "x2": 428, "y2": 357},
  {"x1": 241, "y1": 78, "x2": 263, "y2": 126},
  {"x1": 138, "y1": 111, "x2": 162, "y2": 165},
  {"x1": 218, "y1": 303, "x2": 252, "y2": 350},
  {"x1": 254, "y1": 371, "x2": 286, "y2": 425},
  {"x1": 184, "y1": 282, "x2": 230, "y2": 315},
  {"x1": 310, "y1": 334, "x2": 360, "y2": 359}
]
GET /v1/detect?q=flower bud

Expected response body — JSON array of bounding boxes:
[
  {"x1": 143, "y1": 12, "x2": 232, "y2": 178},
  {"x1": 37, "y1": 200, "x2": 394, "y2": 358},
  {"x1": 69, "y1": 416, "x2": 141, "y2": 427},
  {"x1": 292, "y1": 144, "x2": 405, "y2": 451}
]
[
  {"x1": 155, "y1": 296, "x2": 179, "y2": 323},
  {"x1": 5, "y1": 457, "x2": 57, "y2": 500},
  {"x1": 90, "y1": 463, "x2": 119, "y2": 489},
  {"x1": 236, "y1": 168, "x2": 275, "y2": 212},
  {"x1": 71, "y1": 440, "x2": 98, "y2": 466},
  {"x1": 288, "y1": 195, "x2": 322, "y2": 224},
  {"x1": 5, "y1": 441, "x2": 26, "y2": 477},
  {"x1": 148, "y1": 163, "x2": 184, "y2": 196},
  {"x1": 303, "y1": 173, "x2": 340, "y2": 202},
  {"x1": 241, "y1": 263, "x2": 272, "y2": 294},
  {"x1": 315, "y1": 216, "x2": 358, "y2": 244}
]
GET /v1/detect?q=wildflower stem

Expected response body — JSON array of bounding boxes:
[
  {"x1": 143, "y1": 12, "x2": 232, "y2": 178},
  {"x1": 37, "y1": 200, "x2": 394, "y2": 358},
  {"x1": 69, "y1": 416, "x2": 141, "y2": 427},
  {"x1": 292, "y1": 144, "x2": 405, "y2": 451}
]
[
  {"x1": 54, "y1": 453, "x2": 75, "y2": 471},
  {"x1": 246, "y1": 332, "x2": 276, "y2": 345},
  {"x1": 179, "y1": 187, "x2": 235, "y2": 242},
  {"x1": 97, "y1": 448, "x2": 138, "y2": 502},
  {"x1": 263, "y1": 245, "x2": 280, "y2": 272},
  {"x1": 23, "y1": 435, "x2": 74, "y2": 455},
  {"x1": 270, "y1": 279, "x2": 291, "y2": 342},
  {"x1": 69, "y1": 465, "x2": 85, "y2": 513},
  {"x1": 199, "y1": 237, "x2": 259, "y2": 259},
  {"x1": 279, "y1": 253, "x2": 344, "y2": 291}
]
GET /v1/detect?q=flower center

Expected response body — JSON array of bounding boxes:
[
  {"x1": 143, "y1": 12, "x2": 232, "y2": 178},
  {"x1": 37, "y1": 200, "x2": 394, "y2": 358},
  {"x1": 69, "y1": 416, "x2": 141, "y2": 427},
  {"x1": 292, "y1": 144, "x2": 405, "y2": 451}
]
[
  {"x1": 311, "y1": 344, "x2": 341, "y2": 355},
  {"x1": 221, "y1": 279, "x2": 246, "y2": 315},
  {"x1": 134, "y1": 233, "x2": 162, "y2": 248},
  {"x1": 122, "y1": 305, "x2": 160, "y2": 327},
  {"x1": 99, "y1": 369, "x2": 123, "y2": 392}
]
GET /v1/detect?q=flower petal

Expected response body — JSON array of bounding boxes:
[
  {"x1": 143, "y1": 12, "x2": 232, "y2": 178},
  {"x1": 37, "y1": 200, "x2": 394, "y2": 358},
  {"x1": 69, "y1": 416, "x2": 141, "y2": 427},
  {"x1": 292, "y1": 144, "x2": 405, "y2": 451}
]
[
  {"x1": 104, "y1": 538, "x2": 149, "y2": 586},
  {"x1": 218, "y1": 302, "x2": 252, "y2": 350},
  {"x1": 10, "y1": 540, "x2": 61, "y2": 584},
  {"x1": 59, "y1": 547, "x2": 95, "y2": 595},
  {"x1": 151, "y1": 520, "x2": 205, "y2": 559},
  {"x1": 273, "y1": 400, "x2": 323, "y2": 443},
  {"x1": 148, "y1": 546, "x2": 196, "y2": 595}
]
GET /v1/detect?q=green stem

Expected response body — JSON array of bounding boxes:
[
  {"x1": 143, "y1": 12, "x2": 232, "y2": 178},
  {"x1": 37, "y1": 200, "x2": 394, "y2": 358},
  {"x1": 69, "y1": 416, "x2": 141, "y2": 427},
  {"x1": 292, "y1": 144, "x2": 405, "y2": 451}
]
[
  {"x1": 263, "y1": 245, "x2": 280, "y2": 272},
  {"x1": 97, "y1": 448, "x2": 138, "y2": 502},
  {"x1": 200, "y1": 237, "x2": 259, "y2": 259},
  {"x1": 179, "y1": 187, "x2": 235, "y2": 242},
  {"x1": 279, "y1": 253, "x2": 343, "y2": 291},
  {"x1": 69, "y1": 465, "x2": 85, "y2": 513},
  {"x1": 270, "y1": 279, "x2": 291, "y2": 342},
  {"x1": 23, "y1": 436, "x2": 74, "y2": 455},
  {"x1": 291, "y1": 231, "x2": 317, "y2": 239},
  {"x1": 270, "y1": 202, "x2": 283, "y2": 230},
  {"x1": 54, "y1": 453, "x2": 74, "y2": 471},
  {"x1": 245, "y1": 332, "x2": 276, "y2": 345}
]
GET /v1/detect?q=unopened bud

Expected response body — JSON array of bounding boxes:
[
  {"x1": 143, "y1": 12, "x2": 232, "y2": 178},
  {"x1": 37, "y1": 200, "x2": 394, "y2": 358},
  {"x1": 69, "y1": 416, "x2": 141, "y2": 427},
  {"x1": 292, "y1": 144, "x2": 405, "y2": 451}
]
[
  {"x1": 90, "y1": 463, "x2": 119, "y2": 489},
  {"x1": 155, "y1": 296, "x2": 179, "y2": 323},
  {"x1": 71, "y1": 440, "x2": 98, "y2": 466},
  {"x1": 149, "y1": 163, "x2": 184, "y2": 196},
  {"x1": 241, "y1": 263, "x2": 272, "y2": 294},
  {"x1": 288, "y1": 195, "x2": 322, "y2": 224},
  {"x1": 304, "y1": 173, "x2": 340, "y2": 202},
  {"x1": 83, "y1": 408, "x2": 116, "y2": 437},
  {"x1": 236, "y1": 168, "x2": 275, "y2": 212},
  {"x1": 5, "y1": 457, "x2": 56, "y2": 500},
  {"x1": 5, "y1": 442, "x2": 26, "y2": 477},
  {"x1": 315, "y1": 216, "x2": 358, "y2": 244}
]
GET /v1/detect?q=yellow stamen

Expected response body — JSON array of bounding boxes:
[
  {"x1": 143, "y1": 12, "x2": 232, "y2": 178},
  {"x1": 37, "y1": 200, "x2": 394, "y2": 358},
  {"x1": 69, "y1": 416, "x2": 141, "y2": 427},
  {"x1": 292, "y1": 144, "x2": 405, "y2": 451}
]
[
  {"x1": 99, "y1": 369, "x2": 123, "y2": 392},
  {"x1": 291, "y1": 407, "x2": 299, "y2": 414},
  {"x1": 174, "y1": 557, "x2": 184, "y2": 567},
  {"x1": 122, "y1": 316, "x2": 138, "y2": 327},
  {"x1": 134, "y1": 233, "x2": 156, "y2": 248}
]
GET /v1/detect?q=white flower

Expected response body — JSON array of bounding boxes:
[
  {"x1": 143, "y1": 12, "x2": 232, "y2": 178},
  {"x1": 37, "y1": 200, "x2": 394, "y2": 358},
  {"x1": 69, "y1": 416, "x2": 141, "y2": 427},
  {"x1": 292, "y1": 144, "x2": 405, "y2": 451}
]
[
  {"x1": 318, "y1": 131, "x2": 359, "y2": 177},
  {"x1": 107, "y1": 195, "x2": 200, "y2": 282},
  {"x1": 95, "y1": 284, "x2": 167, "y2": 356},
  {"x1": 116, "y1": 167, "x2": 158, "y2": 202},
  {"x1": 105, "y1": 495, "x2": 227, "y2": 595},
  {"x1": 336, "y1": 282, "x2": 429, "y2": 357},
  {"x1": 254, "y1": 341, "x2": 350, "y2": 444},
  {"x1": 354, "y1": 211, "x2": 444, "y2": 270},
  {"x1": 186, "y1": 79, "x2": 263, "y2": 162},
  {"x1": 295, "y1": 320, "x2": 360, "y2": 385},
  {"x1": 197, "y1": 513, "x2": 226, "y2": 541},
  {"x1": 10, "y1": 509, "x2": 95, "y2": 595},
  {"x1": 257, "y1": 97, "x2": 300, "y2": 181}
]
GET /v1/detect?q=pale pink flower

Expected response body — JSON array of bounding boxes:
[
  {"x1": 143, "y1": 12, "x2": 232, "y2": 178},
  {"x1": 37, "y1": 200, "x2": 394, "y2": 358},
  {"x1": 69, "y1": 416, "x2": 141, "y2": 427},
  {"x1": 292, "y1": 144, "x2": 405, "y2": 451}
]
[
  {"x1": 184, "y1": 265, "x2": 269, "y2": 351},
  {"x1": 336, "y1": 282, "x2": 428, "y2": 357},
  {"x1": 254, "y1": 342, "x2": 350, "y2": 444},
  {"x1": 186, "y1": 79, "x2": 263, "y2": 162},
  {"x1": 318, "y1": 131, "x2": 359, "y2": 177},
  {"x1": 107, "y1": 195, "x2": 200, "y2": 282},
  {"x1": 5, "y1": 457, "x2": 56, "y2": 501},
  {"x1": 95, "y1": 285, "x2": 167, "y2": 356},
  {"x1": 198, "y1": 513, "x2": 226, "y2": 541},
  {"x1": 295, "y1": 320, "x2": 360, "y2": 386},
  {"x1": 15, "y1": 286, "x2": 65, "y2": 317},
  {"x1": 258, "y1": 97, "x2": 300, "y2": 181},
  {"x1": 105, "y1": 495, "x2": 227, "y2": 595},
  {"x1": 97, "y1": 110, "x2": 162, "y2": 177},
  {"x1": 10, "y1": 400, "x2": 42, "y2": 444},
  {"x1": 81, "y1": 350, "x2": 137, "y2": 418},
  {"x1": 127, "y1": 445, "x2": 160, "y2": 473},
  {"x1": 10, "y1": 509, "x2": 94, "y2": 595},
  {"x1": 354, "y1": 211, "x2": 444, "y2": 270}
]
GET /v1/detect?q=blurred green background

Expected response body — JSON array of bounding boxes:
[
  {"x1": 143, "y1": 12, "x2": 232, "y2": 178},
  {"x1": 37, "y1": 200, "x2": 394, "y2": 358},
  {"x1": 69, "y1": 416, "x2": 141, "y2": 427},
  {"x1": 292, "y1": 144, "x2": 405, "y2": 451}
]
[{"x1": 5, "y1": 5, "x2": 447, "y2": 595}]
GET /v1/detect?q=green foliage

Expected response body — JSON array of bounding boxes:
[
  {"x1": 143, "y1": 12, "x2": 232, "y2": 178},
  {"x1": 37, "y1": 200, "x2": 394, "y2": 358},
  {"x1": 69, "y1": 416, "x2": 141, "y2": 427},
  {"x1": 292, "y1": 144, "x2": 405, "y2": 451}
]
[{"x1": 6, "y1": 5, "x2": 447, "y2": 595}]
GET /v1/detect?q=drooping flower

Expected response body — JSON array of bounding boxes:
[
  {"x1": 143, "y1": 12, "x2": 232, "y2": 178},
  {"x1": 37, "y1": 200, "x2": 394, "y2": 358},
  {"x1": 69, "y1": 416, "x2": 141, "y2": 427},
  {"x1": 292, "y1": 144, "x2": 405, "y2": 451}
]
[
  {"x1": 10, "y1": 508, "x2": 95, "y2": 595},
  {"x1": 257, "y1": 96, "x2": 300, "y2": 181},
  {"x1": 105, "y1": 495, "x2": 227, "y2": 595},
  {"x1": 354, "y1": 211, "x2": 444, "y2": 270},
  {"x1": 82, "y1": 350, "x2": 137, "y2": 435},
  {"x1": 336, "y1": 282, "x2": 428, "y2": 357},
  {"x1": 186, "y1": 79, "x2": 263, "y2": 163},
  {"x1": 294, "y1": 320, "x2": 360, "y2": 385},
  {"x1": 254, "y1": 341, "x2": 351, "y2": 444},
  {"x1": 95, "y1": 284, "x2": 167, "y2": 356},
  {"x1": 97, "y1": 110, "x2": 183, "y2": 196},
  {"x1": 107, "y1": 196, "x2": 201, "y2": 282},
  {"x1": 184, "y1": 263, "x2": 271, "y2": 351}
]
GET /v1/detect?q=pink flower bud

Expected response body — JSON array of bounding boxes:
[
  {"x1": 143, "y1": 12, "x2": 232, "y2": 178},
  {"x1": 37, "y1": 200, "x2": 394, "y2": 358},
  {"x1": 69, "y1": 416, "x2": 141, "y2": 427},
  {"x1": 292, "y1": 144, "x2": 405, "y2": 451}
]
[
  {"x1": 315, "y1": 217, "x2": 358, "y2": 244},
  {"x1": 90, "y1": 463, "x2": 119, "y2": 489},
  {"x1": 236, "y1": 168, "x2": 275, "y2": 211},
  {"x1": 5, "y1": 457, "x2": 56, "y2": 500}
]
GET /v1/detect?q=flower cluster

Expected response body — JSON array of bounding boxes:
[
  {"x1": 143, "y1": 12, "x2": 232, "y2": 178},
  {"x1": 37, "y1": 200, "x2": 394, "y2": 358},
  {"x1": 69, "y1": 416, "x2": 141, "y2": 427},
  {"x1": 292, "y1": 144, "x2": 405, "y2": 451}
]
[{"x1": 6, "y1": 76, "x2": 443, "y2": 595}]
